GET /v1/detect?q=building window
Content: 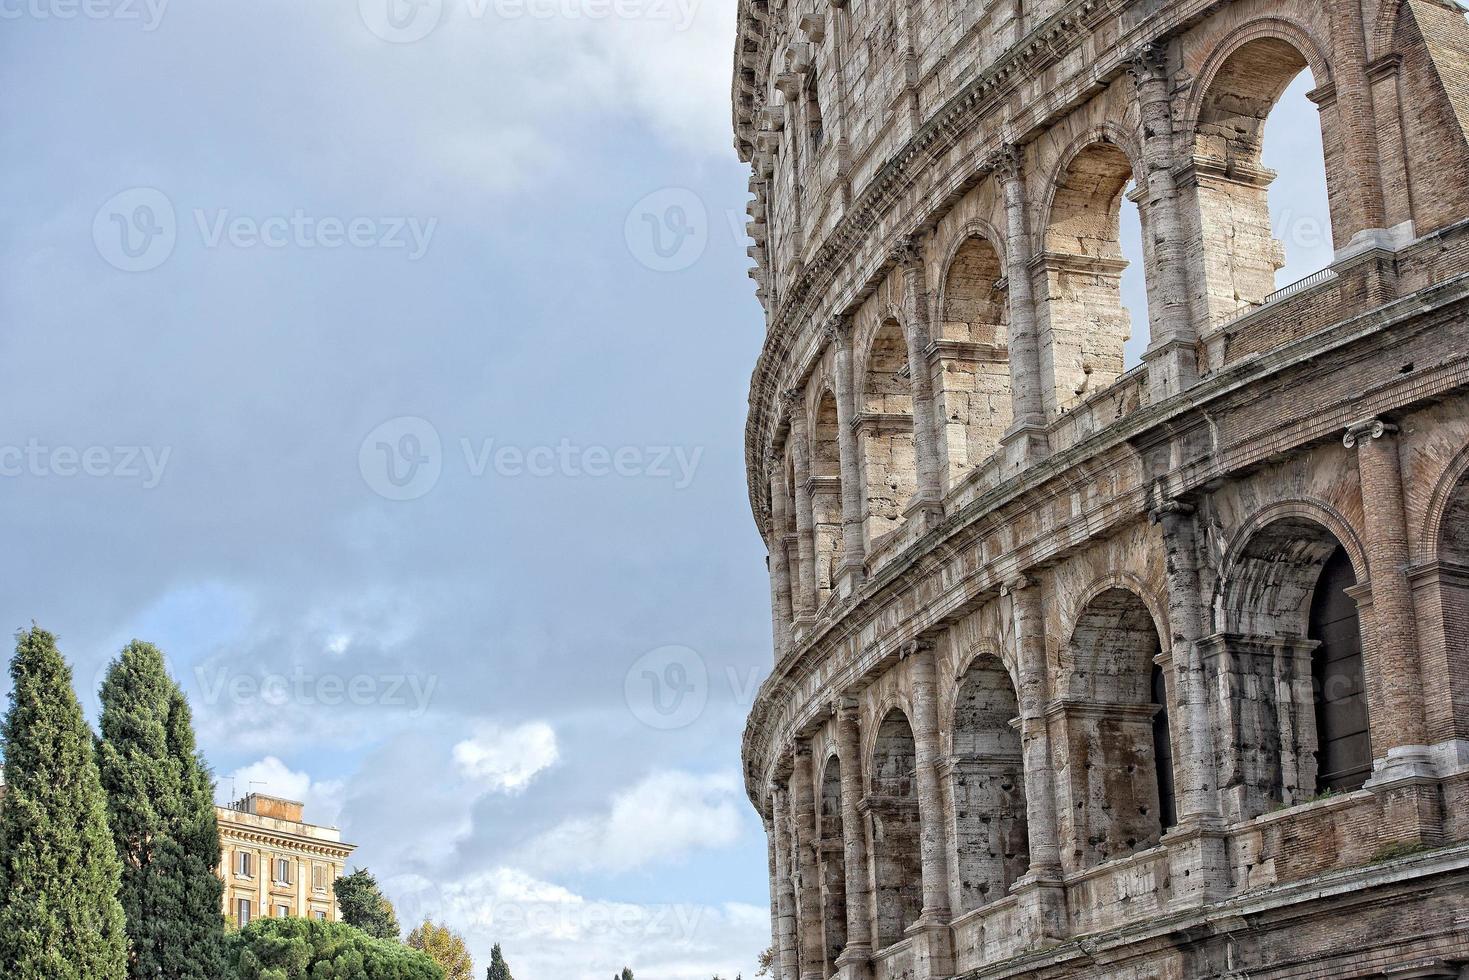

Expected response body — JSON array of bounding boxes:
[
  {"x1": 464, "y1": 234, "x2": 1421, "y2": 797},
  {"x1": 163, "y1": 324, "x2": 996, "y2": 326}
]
[
  {"x1": 275, "y1": 858, "x2": 292, "y2": 885},
  {"x1": 313, "y1": 910, "x2": 327, "y2": 920},
  {"x1": 312, "y1": 865, "x2": 327, "y2": 891},
  {"x1": 276, "y1": 904, "x2": 291, "y2": 918},
  {"x1": 236, "y1": 899, "x2": 252, "y2": 926},
  {"x1": 237, "y1": 852, "x2": 253, "y2": 878}
]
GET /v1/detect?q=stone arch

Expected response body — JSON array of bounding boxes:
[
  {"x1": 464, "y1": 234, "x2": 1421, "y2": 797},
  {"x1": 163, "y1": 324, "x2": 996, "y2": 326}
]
[
  {"x1": 810, "y1": 388, "x2": 844, "y2": 609},
  {"x1": 868, "y1": 707, "x2": 922, "y2": 950},
  {"x1": 1421, "y1": 441, "x2": 1469, "y2": 564},
  {"x1": 1418, "y1": 445, "x2": 1469, "y2": 742},
  {"x1": 1057, "y1": 585, "x2": 1174, "y2": 870},
  {"x1": 857, "y1": 317, "x2": 918, "y2": 549},
  {"x1": 1035, "y1": 128, "x2": 1147, "y2": 417},
  {"x1": 817, "y1": 753, "x2": 847, "y2": 974},
  {"x1": 1213, "y1": 509, "x2": 1371, "y2": 816},
  {"x1": 947, "y1": 651, "x2": 1029, "y2": 913},
  {"x1": 1217, "y1": 500, "x2": 1369, "y2": 635},
  {"x1": 1371, "y1": 0, "x2": 1404, "y2": 62},
  {"x1": 933, "y1": 232, "x2": 1013, "y2": 485},
  {"x1": 1186, "y1": 22, "x2": 1335, "y2": 328}
]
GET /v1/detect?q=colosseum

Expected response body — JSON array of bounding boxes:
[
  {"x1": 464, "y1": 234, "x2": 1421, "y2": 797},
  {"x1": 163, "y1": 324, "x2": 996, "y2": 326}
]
[{"x1": 732, "y1": 0, "x2": 1469, "y2": 977}]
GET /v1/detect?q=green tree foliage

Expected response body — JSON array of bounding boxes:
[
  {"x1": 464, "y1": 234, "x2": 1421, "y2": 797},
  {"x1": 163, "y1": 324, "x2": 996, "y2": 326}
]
[
  {"x1": 615, "y1": 969, "x2": 634, "y2": 980},
  {"x1": 485, "y1": 943, "x2": 513, "y2": 980},
  {"x1": 406, "y1": 920, "x2": 473, "y2": 980},
  {"x1": 97, "y1": 640, "x2": 227, "y2": 980},
  {"x1": 335, "y1": 868, "x2": 401, "y2": 940},
  {"x1": 227, "y1": 917, "x2": 445, "y2": 980},
  {"x1": 0, "y1": 626, "x2": 128, "y2": 980}
]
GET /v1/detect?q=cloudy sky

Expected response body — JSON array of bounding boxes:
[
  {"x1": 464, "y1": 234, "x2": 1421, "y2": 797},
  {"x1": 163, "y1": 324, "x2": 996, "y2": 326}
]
[{"x1": 0, "y1": 3, "x2": 1329, "y2": 978}]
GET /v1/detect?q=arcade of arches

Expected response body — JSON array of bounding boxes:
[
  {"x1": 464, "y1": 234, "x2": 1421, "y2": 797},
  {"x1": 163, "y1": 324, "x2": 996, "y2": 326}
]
[{"x1": 744, "y1": 0, "x2": 1469, "y2": 977}]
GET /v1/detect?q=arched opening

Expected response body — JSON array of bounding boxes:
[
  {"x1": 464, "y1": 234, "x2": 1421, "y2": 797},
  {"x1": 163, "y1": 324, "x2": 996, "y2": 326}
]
[
  {"x1": 858, "y1": 320, "x2": 917, "y2": 550},
  {"x1": 1309, "y1": 546, "x2": 1370, "y2": 793},
  {"x1": 935, "y1": 236, "x2": 1013, "y2": 483},
  {"x1": 869, "y1": 709, "x2": 922, "y2": 949},
  {"x1": 949, "y1": 654, "x2": 1028, "y2": 913},
  {"x1": 782, "y1": 450, "x2": 801, "y2": 616},
  {"x1": 1118, "y1": 180, "x2": 1152, "y2": 370},
  {"x1": 1215, "y1": 516, "x2": 1369, "y2": 818},
  {"x1": 811, "y1": 391, "x2": 843, "y2": 610},
  {"x1": 1426, "y1": 467, "x2": 1469, "y2": 743},
  {"x1": 1192, "y1": 36, "x2": 1332, "y2": 328},
  {"x1": 1040, "y1": 140, "x2": 1142, "y2": 415},
  {"x1": 818, "y1": 759, "x2": 847, "y2": 974},
  {"x1": 1061, "y1": 588, "x2": 1172, "y2": 869}
]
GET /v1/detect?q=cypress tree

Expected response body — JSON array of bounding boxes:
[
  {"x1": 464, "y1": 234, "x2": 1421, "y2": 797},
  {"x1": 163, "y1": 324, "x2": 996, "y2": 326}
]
[
  {"x1": 96, "y1": 640, "x2": 226, "y2": 980},
  {"x1": 0, "y1": 626, "x2": 128, "y2": 980},
  {"x1": 335, "y1": 867, "x2": 401, "y2": 939},
  {"x1": 486, "y1": 942, "x2": 514, "y2": 980}
]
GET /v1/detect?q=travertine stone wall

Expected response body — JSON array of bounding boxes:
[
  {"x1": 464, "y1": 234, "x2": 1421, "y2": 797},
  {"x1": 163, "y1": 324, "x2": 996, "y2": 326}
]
[{"x1": 733, "y1": 0, "x2": 1469, "y2": 977}]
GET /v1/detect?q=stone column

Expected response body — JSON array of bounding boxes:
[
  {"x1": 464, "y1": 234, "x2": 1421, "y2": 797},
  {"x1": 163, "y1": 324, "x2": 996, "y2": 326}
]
[
  {"x1": 1129, "y1": 43, "x2": 1198, "y2": 399},
  {"x1": 1005, "y1": 577, "x2": 1068, "y2": 944},
  {"x1": 1324, "y1": 0, "x2": 1386, "y2": 241},
  {"x1": 1345, "y1": 419, "x2": 1427, "y2": 755},
  {"x1": 834, "y1": 698, "x2": 873, "y2": 975},
  {"x1": 789, "y1": 396, "x2": 817, "y2": 623},
  {"x1": 994, "y1": 148, "x2": 1049, "y2": 465},
  {"x1": 790, "y1": 744, "x2": 825, "y2": 980},
  {"x1": 893, "y1": 238, "x2": 946, "y2": 524},
  {"x1": 772, "y1": 784, "x2": 800, "y2": 980},
  {"x1": 769, "y1": 465, "x2": 795, "y2": 657},
  {"x1": 1007, "y1": 578, "x2": 1061, "y2": 873},
  {"x1": 828, "y1": 316, "x2": 867, "y2": 593},
  {"x1": 903, "y1": 638, "x2": 954, "y2": 977},
  {"x1": 1150, "y1": 501, "x2": 1220, "y2": 824},
  {"x1": 766, "y1": 813, "x2": 785, "y2": 980}
]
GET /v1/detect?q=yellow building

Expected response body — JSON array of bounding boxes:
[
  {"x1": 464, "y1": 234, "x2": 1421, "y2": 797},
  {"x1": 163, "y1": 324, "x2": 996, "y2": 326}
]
[{"x1": 216, "y1": 793, "x2": 355, "y2": 926}]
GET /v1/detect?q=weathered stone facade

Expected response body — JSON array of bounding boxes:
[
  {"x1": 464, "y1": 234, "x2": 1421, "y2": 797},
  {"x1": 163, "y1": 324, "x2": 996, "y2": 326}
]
[{"x1": 733, "y1": 0, "x2": 1469, "y2": 977}]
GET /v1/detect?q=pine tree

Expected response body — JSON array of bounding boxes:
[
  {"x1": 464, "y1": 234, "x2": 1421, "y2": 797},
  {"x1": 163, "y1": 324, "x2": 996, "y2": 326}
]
[
  {"x1": 486, "y1": 942, "x2": 514, "y2": 980},
  {"x1": 97, "y1": 640, "x2": 227, "y2": 980},
  {"x1": 335, "y1": 867, "x2": 401, "y2": 939},
  {"x1": 0, "y1": 626, "x2": 128, "y2": 980}
]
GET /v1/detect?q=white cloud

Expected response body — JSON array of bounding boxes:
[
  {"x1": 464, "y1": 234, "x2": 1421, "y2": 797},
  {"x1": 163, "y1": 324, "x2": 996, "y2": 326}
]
[
  {"x1": 217, "y1": 756, "x2": 346, "y2": 828},
  {"x1": 383, "y1": 867, "x2": 767, "y2": 980},
  {"x1": 520, "y1": 770, "x2": 743, "y2": 873},
  {"x1": 452, "y1": 721, "x2": 560, "y2": 792}
]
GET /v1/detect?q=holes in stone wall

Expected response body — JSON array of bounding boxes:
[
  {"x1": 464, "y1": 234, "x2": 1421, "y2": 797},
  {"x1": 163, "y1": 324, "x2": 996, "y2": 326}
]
[
  {"x1": 935, "y1": 237, "x2": 1014, "y2": 483},
  {"x1": 869, "y1": 709, "x2": 922, "y2": 950},
  {"x1": 858, "y1": 320, "x2": 917, "y2": 548},
  {"x1": 1041, "y1": 141, "x2": 1141, "y2": 414},
  {"x1": 949, "y1": 654, "x2": 1029, "y2": 912},
  {"x1": 1065, "y1": 588, "x2": 1171, "y2": 867},
  {"x1": 811, "y1": 391, "x2": 843, "y2": 608},
  {"x1": 819, "y1": 760, "x2": 847, "y2": 973}
]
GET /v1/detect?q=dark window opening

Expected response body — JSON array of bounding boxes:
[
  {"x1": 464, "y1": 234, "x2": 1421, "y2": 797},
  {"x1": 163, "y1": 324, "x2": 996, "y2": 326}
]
[
  {"x1": 1150, "y1": 660, "x2": 1178, "y2": 830},
  {"x1": 1310, "y1": 546, "x2": 1371, "y2": 793}
]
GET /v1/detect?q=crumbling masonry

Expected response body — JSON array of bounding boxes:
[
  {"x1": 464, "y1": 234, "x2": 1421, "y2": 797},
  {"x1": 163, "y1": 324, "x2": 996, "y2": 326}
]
[{"x1": 733, "y1": 0, "x2": 1469, "y2": 977}]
